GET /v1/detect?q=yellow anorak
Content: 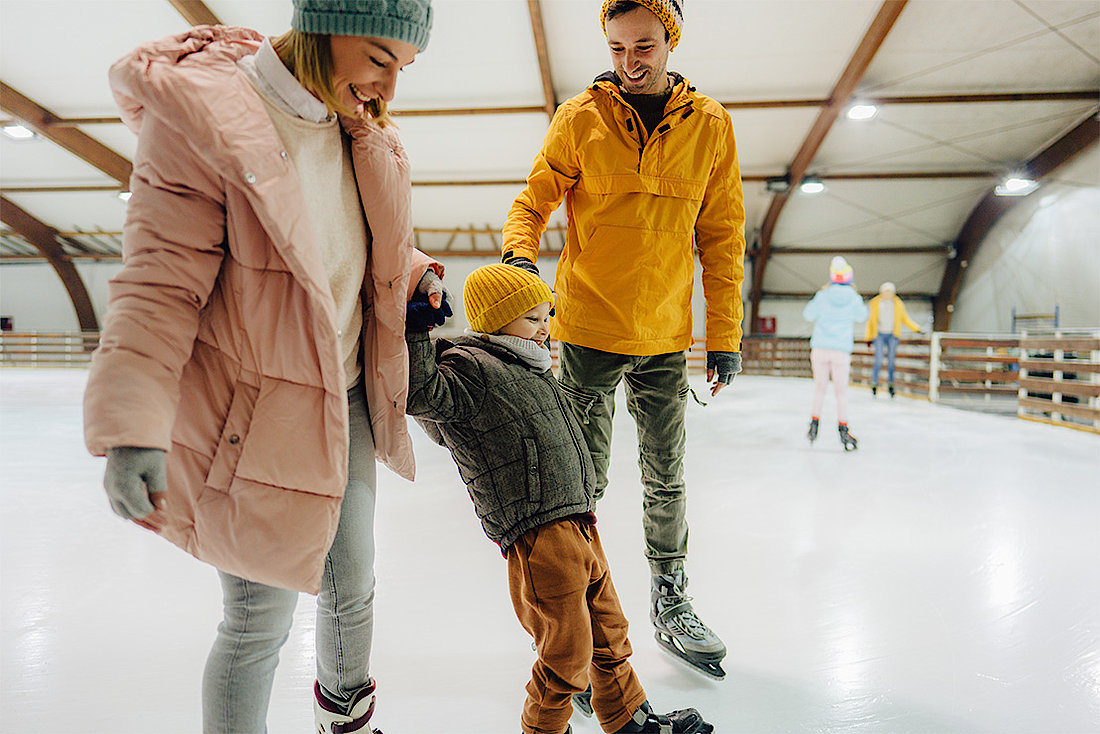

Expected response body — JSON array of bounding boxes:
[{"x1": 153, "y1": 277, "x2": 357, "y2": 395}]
[{"x1": 503, "y1": 73, "x2": 746, "y2": 356}]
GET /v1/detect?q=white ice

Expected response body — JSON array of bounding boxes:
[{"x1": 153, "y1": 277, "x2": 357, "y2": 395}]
[{"x1": 2, "y1": 369, "x2": 1099, "y2": 733}]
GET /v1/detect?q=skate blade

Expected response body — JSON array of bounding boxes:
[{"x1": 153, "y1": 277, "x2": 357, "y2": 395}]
[
  {"x1": 654, "y1": 632, "x2": 727, "y2": 680},
  {"x1": 572, "y1": 693, "x2": 593, "y2": 718}
]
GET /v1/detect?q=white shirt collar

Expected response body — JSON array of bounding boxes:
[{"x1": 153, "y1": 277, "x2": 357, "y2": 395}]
[{"x1": 237, "y1": 38, "x2": 333, "y2": 123}]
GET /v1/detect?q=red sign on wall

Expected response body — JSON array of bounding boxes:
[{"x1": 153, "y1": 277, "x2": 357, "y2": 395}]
[{"x1": 756, "y1": 316, "x2": 776, "y2": 334}]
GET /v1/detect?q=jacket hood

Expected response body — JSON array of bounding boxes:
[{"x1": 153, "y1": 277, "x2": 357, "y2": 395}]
[
  {"x1": 824, "y1": 283, "x2": 857, "y2": 305},
  {"x1": 592, "y1": 70, "x2": 690, "y2": 95}
]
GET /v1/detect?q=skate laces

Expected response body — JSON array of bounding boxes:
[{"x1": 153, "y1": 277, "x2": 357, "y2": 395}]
[{"x1": 657, "y1": 590, "x2": 711, "y2": 640}]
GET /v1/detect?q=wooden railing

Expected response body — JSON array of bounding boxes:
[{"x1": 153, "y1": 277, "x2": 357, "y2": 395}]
[
  {"x1": 851, "y1": 338, "x2": 931, "y2": 396},
  {"x1": 927, "y1": 333, "x2": 1021, "y2": 403},
  {"x1": 1017, "y1": 331, "x2": 1100, "y2": 433},
  {"x1": 0, "y1": 332, "x2": 99, "y2": 366}
]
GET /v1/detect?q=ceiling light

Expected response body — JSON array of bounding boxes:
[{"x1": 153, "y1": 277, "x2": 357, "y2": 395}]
[
  {"x1": 994, "y1": 176, "x2": 1038, "y2": 197},
  {"x1": 117, "y1": 191, "x2": 132, "y2": 202},
  {"x1": 846, "y1": 103, "x2": 878, "y2": 121},
  {"x1": 2, "y1": 124, "x2": 36, "y2": 140},
  {"x1": 799, "y1": 177, "x2": 826, "y2": 195},
  {"x1": 765, "y1": 175, "x2": 790, "y2": 193}
]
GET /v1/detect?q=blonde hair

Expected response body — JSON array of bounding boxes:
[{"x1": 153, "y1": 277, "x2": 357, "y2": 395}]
[{"x1": 271, "y1": 29, "x2": 391, "y2": 126}]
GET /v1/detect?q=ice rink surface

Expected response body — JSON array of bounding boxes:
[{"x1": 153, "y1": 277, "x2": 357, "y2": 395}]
[{"x1": 2, "y1": 368, "x2": 1098, "y2": 733}]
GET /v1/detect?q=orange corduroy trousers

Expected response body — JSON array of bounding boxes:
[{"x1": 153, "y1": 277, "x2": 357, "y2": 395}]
[{"x1": 507, "y1": 517, "x2": 648, "y2": 734}]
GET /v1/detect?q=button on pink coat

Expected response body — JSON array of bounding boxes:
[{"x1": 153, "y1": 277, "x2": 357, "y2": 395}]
[{"x1": 83, "y1": 26, "x2": 440, "y2": 593}]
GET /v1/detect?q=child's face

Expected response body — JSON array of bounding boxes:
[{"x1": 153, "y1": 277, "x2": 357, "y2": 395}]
[{"x1": 498, "y1": 301, "x2": 551, "y2": 346}]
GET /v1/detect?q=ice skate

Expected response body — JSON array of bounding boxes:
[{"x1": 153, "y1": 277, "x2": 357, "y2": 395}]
[
  {"x1": 871, "y1": 384, "x2": 877, "y2": 396},
  {"x1": 888, "y1": 384, "x2": 896, "y2": 398},
  {"x1": 315, "y1": 680, "x2": 382, "y2": 734},
  {"x1": 573, "y1": 684, "x2": 593, "y2": 717},
  {"x1": 838, "y1": 424, "x2": 858, "y2": 451},
  {"x1": 807, "y1": 417, "x2": 819, "y2": 443},
  {"x1": 615, "y1": 701, "x2": 714, "y2": 733},
  {"x1": 651, "y1": 571, "x2": 726, "y2": 679}
]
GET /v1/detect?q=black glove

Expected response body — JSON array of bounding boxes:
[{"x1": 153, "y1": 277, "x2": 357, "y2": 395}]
[
  {"x1": 706, "y1": 351, "x2": 742, "y2": 385},
  {"x1": 104, "y1": 446, "x2": 166, "y2": 520},
  {"x1": 503, "y1": 256, "x2": 540, "y2": 276},
  {"x1": 406, "y1": 289, "x2": 453, "y2": 332}
]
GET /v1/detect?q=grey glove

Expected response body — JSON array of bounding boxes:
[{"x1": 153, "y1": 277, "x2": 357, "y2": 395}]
[
  {"x1": 104, "y1": 447, "x2": 166, "y2": 520},
  {"x1": 706, "y1": 351, "x2": 742, "y2": 384},
  {"x1": 503, "y1": 255, "x2": 540, "y2": 276}
]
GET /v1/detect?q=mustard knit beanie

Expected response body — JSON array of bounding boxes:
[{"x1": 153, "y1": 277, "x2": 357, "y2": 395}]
[
  {"x1": 464, "y1": 264, "x2": 554, "y2": 335},
  {"x1": 601, "y1": 0, "x2": 684, "y2": 51}
]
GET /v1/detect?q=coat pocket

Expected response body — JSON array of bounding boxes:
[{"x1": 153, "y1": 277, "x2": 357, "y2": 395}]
[
  {"x1": 205, "y1": 381, "x2": 259, "y2": 492},
  {"x1": 523, "y1": 437, "x2": 542, "y2": 506}
]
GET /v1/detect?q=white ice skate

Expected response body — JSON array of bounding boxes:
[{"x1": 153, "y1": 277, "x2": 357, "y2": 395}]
[{"x1": 314, "y1": 679, "x2": 380, "y2": 734}]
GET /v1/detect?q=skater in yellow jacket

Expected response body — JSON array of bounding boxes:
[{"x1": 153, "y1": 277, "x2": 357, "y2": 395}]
[{"x1": 865, "y1": 282, "x2": 924, "y2": 397}]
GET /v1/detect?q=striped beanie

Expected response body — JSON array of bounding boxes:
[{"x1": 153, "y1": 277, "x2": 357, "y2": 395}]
[
  {"x1": 464, "y1": 264, "x2": 554, "y2": 335},
  {"x1": 601, "y1": 0, "x2": 684, "y2": 51},
  {"x1": 830, "y1": 256, "x2": 854, "y2": 285}
]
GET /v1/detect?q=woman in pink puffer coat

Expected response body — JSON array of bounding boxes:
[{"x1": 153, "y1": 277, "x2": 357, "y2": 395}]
[{"x1": 82, "y1": 2, "x2": 441, "y2": 731}]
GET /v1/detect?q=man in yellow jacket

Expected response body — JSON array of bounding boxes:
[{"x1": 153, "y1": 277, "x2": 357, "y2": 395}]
[
  {"x1": 865, "y1": 282, "x2": 924, "y2": 397},
  {"x1": 502, "y1": 0, "x2": 745, "y2": 684}
]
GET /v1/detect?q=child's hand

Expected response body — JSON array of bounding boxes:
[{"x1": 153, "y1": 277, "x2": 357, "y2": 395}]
[{"x1": 406, "y1": 290, "x2": 453, "y2": 331}]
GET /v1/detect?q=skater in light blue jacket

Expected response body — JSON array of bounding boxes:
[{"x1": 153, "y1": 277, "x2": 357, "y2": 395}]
[{"x1": 803, "y1": 257, "x2": 869, "y2": 450}]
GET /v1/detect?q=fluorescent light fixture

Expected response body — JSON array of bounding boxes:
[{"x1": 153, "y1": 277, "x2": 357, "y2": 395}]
[
  {"x1": 2, "y1": 124, "x2": 35, "y2": 140},
  {"x1": 117, "y1": 191, "x2": 133, "y2": 202},
  {"x1": 994, "y1": 176, "x2": 1038, "y2": 197},
  {"x1": 800, "y1": 177, "x2": 826, "y2": 195},
  {"x1": 846, "y1": 103, "x2": 878, "y2": 120},
  {"x1": 765, "y1": 175, "x2": 790, "y2": 193}
]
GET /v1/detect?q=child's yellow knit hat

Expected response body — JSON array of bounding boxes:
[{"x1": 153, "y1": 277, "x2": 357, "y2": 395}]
[{"x1": 464, "y1": 264, "x2": 554, "y2": 334}]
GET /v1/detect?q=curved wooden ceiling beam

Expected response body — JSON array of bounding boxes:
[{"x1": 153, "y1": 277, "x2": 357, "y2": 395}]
[
  {"x1": 933, "y1": 110, "x2": 1099, "y2": 330},
  {"x1": 1, "y1": 196, "x2": 98, "y2": 331},
  {"x1": 747, "y1": 0, "x2": 909, "y2": 333},
  {"x1": 526, "y1": 0, "x2": 558, "y2": 119},
  {"x1": 166, "y1": 0, "x2": 220, "y2": 26},
  {"x1": 0, "y1": 82, "x2": 132, "y2": 186}
]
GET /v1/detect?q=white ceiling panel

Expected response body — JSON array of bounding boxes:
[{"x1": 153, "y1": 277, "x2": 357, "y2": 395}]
[
  {"x1": 729, "y1": 107, "x2": 819, "y2": 173},
  {"x1": 0, "y1": 137, "x2": 116, "y2": 185},
  {"x1": 5, "y1": 191, "x2": 128, "y2": 232},
  {"x1": 0, "y1": 0, "x2": 189, "y2": 117},
  {"x1": 399, "y1": 112, "x2": 549, "y2": 177},
  {"x1": 863, "y1": 0, "x2": 1100, "y2": 95}
]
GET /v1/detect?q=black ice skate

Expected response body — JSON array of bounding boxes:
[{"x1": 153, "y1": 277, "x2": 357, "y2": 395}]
[
  {"x1": 615, "y1": 701, "x2": 714, "y2": 733},
  {"x1": 888, "y1": 384, "x2": 896, "y2": 398},
  {"x1": 651, "y1": 571, "x2": 727, "y2": 679},
  {"x1": 807, "y1": 417, "x2": 819, "y2": 443},
  {"x1": 838, "y1": 424, "x2": 858, "y2": 451},
  {"x1": 573, "y1": 684, "x2": 593, "y2": 717},
  {"x1": 871, "y1": 384, "x2": 878, "y2": 396}
]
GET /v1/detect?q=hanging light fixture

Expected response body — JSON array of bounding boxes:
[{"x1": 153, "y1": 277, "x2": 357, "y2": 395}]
[
  {"x1": 799, "y1": 176, "x2": 826, "y2": 195},
  {"x1": 2, "y1": 124, "x2": 36, "y2": 140},
  {"x1": 846, "y1": 103, "x2": 878, "y2": 121},
  {"x1": 995, "y1": 175, "x2": 1038, "y2": 197}
]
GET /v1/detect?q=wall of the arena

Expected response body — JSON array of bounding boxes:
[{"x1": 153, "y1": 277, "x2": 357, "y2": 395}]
[
  {"x1": 950, "y1": 177, "x2": 1100, "y2": 333},
  {"x1": 2, "y1": 173, "x2": 1096, "y2": 337}
]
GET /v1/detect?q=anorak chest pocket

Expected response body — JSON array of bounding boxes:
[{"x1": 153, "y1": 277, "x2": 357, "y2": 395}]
[
  {"x1": 558, "y1": 380, "x2": 599, "y2": 426},
  {"x1": 523, "y1": 438, "x2": 542, "y2": 506},
  {"x1": 205, "y1": 381, "x2": 259, "y2": 492}
]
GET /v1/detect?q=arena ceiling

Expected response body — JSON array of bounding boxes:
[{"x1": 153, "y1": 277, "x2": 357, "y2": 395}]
[{"x1": 1, "y1": 0, "x2": 1098, "y2": 333}]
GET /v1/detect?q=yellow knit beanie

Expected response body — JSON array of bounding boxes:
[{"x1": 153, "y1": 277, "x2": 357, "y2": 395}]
[{"x1": 464, "y1": 264, "x2": 554, "y2": 334}]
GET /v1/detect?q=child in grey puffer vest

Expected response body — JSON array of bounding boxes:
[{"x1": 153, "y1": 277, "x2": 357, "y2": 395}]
[{"x1": 405, "y1": 264, "x2": 714, "y2": 734}]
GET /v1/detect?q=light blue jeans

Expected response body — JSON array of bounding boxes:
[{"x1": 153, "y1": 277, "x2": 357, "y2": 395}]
[
  {"x1": 202, "y1": 383, "x2": 377, "y2": 733},
  {"x1": 872, "y1": 333, "x2": 900, "y2": 386}
]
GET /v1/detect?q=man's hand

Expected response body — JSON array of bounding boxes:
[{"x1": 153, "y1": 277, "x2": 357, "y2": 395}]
[
  {"x1": 706, "y1": 351, "x2": 742, "y2": 397},
  {"x1": 104, "y1": 447, "x2": 167, "y2": 531}
]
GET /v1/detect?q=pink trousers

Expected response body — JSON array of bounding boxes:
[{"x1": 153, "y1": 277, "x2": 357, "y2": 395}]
[{"x1": 810, "y1": 348, "x2": 851, "y2": 423}]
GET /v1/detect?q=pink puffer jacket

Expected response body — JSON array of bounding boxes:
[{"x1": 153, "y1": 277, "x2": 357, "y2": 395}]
[{"x1": 84, "y1": 26, "x2": 439, "y2": 593}]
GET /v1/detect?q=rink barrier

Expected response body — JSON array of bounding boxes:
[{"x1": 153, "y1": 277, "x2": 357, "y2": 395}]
[
  {"x1": 1016, "y1": 329, "x2": 1100, "y2": 433},
  {"x1": 0, "y1": 332, "x2": 98, "y2": 366}
]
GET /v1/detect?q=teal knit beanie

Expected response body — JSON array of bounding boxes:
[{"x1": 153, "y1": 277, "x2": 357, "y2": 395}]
[{"x1": 292, "y1": 0, "x2": 433, "y2": 51}]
